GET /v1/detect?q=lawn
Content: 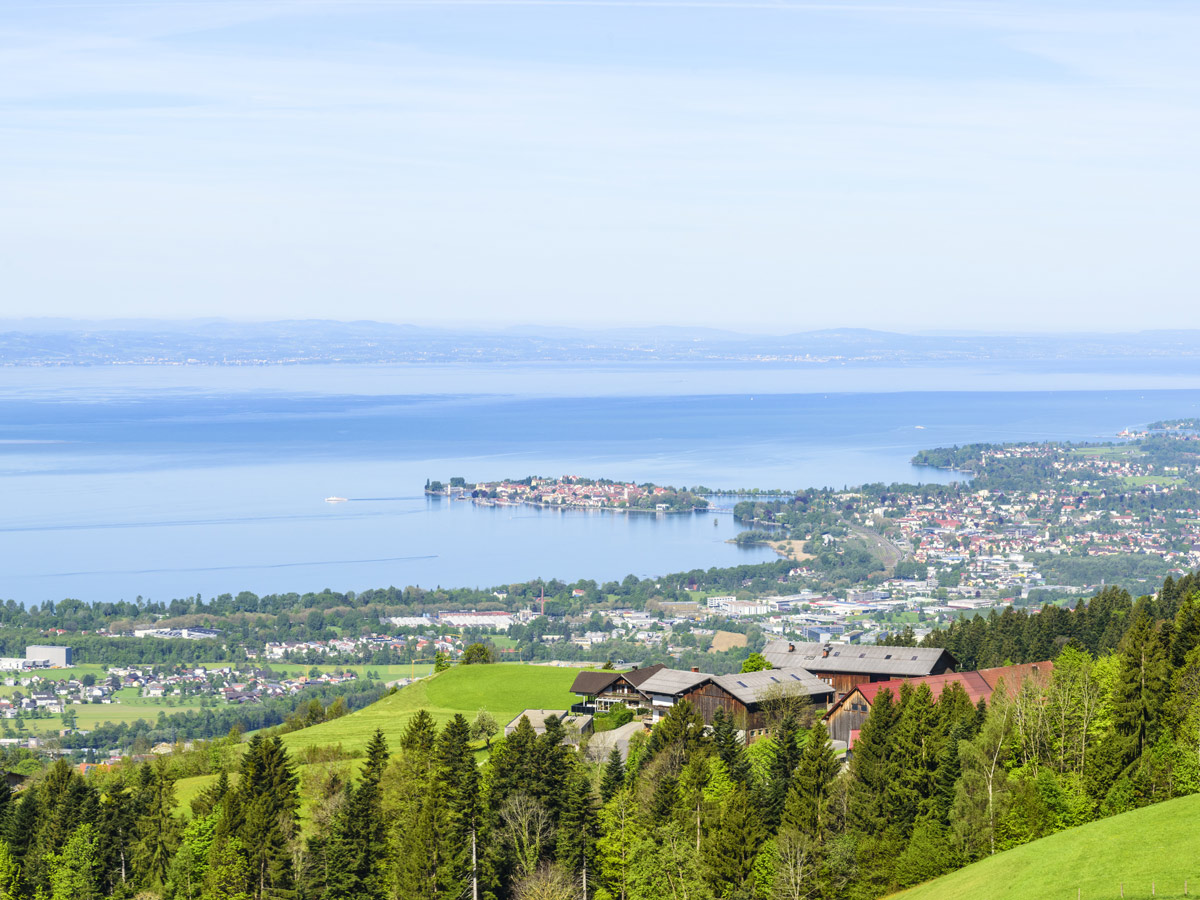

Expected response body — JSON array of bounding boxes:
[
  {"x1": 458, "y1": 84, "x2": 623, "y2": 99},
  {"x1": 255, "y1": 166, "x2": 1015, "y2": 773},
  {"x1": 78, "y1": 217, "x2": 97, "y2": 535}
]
[
  {"x1": 280, "y1": 663, "x2": 587, "y2": 756},
  {"x1": 895, "y1": 793, "x2": 1200, "y2": 900}
]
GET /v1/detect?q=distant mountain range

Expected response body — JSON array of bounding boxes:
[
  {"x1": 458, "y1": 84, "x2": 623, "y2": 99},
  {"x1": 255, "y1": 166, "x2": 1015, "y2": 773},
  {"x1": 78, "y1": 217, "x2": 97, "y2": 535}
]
[{"x1": 1, "y1": 319, "x2": 1198, "y2": 366}]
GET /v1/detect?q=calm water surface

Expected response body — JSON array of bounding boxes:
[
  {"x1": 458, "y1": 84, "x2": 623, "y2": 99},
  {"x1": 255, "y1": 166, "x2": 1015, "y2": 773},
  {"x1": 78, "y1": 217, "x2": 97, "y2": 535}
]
[{"x1": 3, "y1": 363, "x2": 1200, "y2": 604}]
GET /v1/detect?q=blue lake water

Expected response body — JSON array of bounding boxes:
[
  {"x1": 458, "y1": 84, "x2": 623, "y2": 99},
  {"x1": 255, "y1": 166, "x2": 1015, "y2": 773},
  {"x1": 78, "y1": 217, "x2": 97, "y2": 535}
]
[{"x1": 3, "y1": 362, "x2": 1200, "y2": 604}]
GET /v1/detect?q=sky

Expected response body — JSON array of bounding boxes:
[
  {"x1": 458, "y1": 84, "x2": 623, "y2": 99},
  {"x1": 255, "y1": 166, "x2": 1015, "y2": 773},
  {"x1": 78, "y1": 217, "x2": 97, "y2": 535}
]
[{"x1": 3, "y1": 0, "x2": 1198, "y2": 333}]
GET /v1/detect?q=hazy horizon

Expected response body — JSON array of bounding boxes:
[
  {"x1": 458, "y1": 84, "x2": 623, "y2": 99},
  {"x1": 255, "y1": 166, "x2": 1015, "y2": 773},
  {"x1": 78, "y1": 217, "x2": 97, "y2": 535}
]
[{"x1": 5, "y1": 1, "x2": 1199, "y2": 332}]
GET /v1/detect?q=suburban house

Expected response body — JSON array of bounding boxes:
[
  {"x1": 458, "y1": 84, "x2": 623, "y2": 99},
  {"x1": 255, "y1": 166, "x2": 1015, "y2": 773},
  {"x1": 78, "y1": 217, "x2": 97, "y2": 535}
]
[
  {"x1": 761, "y1": 640, "x2": 957, "y2": 700},
  {"x1": 567, "y1": 663, "x2": 666, "y2": 714},
  {"x1": 823, "y1": 661, "x2": 1054, "y2": 745},
  {"x1": 635, "y1": 666, "x2": 835, "y2": 738}
]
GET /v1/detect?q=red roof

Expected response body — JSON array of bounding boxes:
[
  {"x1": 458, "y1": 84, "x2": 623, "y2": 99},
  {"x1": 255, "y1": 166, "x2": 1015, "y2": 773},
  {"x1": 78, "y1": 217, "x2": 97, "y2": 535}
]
[
  {"x1": 854, "y1": 670, "x2": 994, "y2": 706},
  {"x1": 834, "y1": 661, "x2": 1054, "y2": 714}
]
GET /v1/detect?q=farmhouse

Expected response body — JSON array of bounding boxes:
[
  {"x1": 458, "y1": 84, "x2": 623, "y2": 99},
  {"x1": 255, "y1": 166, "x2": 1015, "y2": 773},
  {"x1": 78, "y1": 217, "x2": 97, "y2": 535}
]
[
  {"x1": 675, "y1": 669, "x2": 835, "y2": 739},
  {"x1": 824, "y1": 661, "x2": 1053, "y2": 745},
  {"x1": 567, "y1": 663, "x2": 666, "y2": 713},
  {"x1": 762, "y1": 640, "x2": 957, "y2": 700},
  {"x1": 635, "y1": 666, "x2": 835, "y2": 737}
]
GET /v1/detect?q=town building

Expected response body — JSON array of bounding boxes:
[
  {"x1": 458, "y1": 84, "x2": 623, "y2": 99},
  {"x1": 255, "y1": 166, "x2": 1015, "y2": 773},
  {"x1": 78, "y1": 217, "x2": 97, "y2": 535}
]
[{"x1": 25, "y1": 646, "x2": 72, "y2": 667}]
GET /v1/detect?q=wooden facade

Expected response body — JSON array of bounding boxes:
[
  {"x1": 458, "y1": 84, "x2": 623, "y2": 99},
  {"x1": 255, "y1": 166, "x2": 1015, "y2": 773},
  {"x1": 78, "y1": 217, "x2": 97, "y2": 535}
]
[
  {"x1": 824, "y1": 686, "x2": 873, "y2": 745},
  {"x1": 823, "y1": 661, "x2": 1053, "y2": 746},
  {"x1": 677, "y1": 681, "x2": 765, "y2": 734}
]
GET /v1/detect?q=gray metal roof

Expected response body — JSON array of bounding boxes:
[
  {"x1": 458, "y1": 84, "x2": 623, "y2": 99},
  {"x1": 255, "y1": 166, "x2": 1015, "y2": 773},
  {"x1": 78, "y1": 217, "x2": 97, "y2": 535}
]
[
  {"x1": 762, "y1": 640, "x2": 952, "y2": 677},
  {"x1": 711, "y1": 669, "x2": 834, "y2": 705},
  {"x1": 637, "y1": 669, "x2": 711, "y2": 696}
]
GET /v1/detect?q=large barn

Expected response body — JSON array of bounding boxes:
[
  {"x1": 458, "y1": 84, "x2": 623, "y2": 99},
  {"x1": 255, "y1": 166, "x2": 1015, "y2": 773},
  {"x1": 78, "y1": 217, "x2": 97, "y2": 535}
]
[
  {"x1": 823, "y1": 660, "x2": 1053, "y2": 745},
  {"x1": 636, "y1": 666, "x2": 834, "y2": 738},
  {"x1": 761, "y1": 640, "x2": 957, "y2": 700}
]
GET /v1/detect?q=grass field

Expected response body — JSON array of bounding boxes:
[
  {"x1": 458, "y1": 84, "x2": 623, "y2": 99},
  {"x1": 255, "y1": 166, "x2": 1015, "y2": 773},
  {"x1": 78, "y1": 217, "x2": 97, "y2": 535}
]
[
  {"x1": 1120, "y1": 475, "x2": 1186, "y2": 488},
  {"x1": 280, "y1": 663, "x2": 586, "y2": 756},
  {"x1": 1071, "y1": 446, "x2": 1145, "y2": 459},
  {"x1": 895, "y1": 793, "x2": 1200, "y2": 900},
  {"x1": 251, "y1": 663, "x2": 434, "y2": 681}
]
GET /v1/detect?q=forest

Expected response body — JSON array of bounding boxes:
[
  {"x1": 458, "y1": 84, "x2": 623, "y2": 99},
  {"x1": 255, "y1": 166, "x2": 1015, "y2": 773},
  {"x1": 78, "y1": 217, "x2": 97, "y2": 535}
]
[{"x1": 1, "y1": 572, "x2": 1199, "y2": 899}]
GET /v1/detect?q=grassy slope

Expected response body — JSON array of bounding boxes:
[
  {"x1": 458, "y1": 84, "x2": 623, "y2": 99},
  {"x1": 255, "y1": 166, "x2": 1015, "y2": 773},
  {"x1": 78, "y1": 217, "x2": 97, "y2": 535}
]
[
  {"x1": 280, "y1": 663, "x2": 585, "y2": 755},
  {"x1": 896, "y1": 793, "x2": 1200, "y2": 900}
]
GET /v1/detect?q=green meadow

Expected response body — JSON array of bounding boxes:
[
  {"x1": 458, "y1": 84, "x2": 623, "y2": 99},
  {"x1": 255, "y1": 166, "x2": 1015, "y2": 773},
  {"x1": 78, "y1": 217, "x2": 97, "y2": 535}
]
[
  {"x1": 280, "y1": 663, "x2": 587, "y2": 756},
  {"x1": 896, "y1": 793, "x2": 1200, "y2": 900}
]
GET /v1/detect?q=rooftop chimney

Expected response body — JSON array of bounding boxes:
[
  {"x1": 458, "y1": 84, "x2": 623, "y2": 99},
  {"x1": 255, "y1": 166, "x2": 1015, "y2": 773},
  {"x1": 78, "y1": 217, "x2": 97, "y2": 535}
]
[
  {"x1": 821, "y1": 643, "x2": 831, "y2": 658},
  {"x1": 691, "y1": 667, "x2": 700, "y2": 673},
  {"x1": 788, "y1": 643, "x2": 795, "y2": 652},
  {"x1": 631, "y1": 664, "x2": 638, "y2": 671}
]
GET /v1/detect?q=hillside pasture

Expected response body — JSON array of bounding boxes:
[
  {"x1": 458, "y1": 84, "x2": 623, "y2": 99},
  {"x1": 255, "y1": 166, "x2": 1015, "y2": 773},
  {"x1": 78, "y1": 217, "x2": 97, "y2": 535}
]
[
  {"x1": 896, "y1": 793, "x2": 1200, "y2": 900},
  {"x1": 280, "y1": 663, "x2": 586, "y2": 756}
]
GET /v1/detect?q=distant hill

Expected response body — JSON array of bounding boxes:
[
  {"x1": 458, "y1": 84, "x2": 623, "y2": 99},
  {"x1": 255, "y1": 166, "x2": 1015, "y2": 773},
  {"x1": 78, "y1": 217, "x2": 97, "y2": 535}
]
[
  {"x1": 3, "y1": 318, "x2": 1200, "y2": 365},
  {"x1": 896, "y1": 792, "x2": 1200, "y2": 900}
]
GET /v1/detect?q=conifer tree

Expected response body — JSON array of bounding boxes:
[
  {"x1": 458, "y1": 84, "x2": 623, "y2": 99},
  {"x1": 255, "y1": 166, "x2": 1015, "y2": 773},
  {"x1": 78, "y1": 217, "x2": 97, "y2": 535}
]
[
  {"x1": 134, "y1": 755, "x2": 181, "y2": 889},
  {"x1": 847, "y1": 688, "x2": 903, "y2": 896},
  {"x1": 237, "y1": 735, "x2": 299, "y2": 899},
  {"x1": 782, "y1": 718, "x2": 840, "y2": 839},
  {"x1": 190, "y1": 769, "x2": 230, "y2": 820},
  {"x1": 711, "y1": 708, "x2": 752, "y2": 787},
  {"x1": 890, "y1": 682, "x2": 942, "y2": 829},
  {"x1": 763, "y1": 709, "x2": 801, "y2": 828},
  {"x1": 700, "y1": 786, "x2": 763, "y2": 896},
  {"x1": 555, "y1": 765, "x2": 599, "y2": 894},
  {"x1": 1112, "y1": 604, "x2": 1170, "y2": 770},
  {"x1": 433, "y1": 714, "x2": 480, "y2": 897},
  {"x1": 94, "y1": 774, "x2": 138, "y2": 895},
  {"x1": 595, "y1": 788, "x2": 644, "y2": 900},
  {"x1": 323, "y1": 728, "x2": 391, "y2": 900},
  {"x1": 600, "y1": 747, "x2": 625, "y2": 803}
]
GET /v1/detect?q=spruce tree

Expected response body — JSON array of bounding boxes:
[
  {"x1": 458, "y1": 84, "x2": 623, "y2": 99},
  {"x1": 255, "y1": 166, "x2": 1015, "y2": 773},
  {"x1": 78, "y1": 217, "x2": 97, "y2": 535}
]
[
  {"x1": 890, "y1": 682, "x2": 942, "y2": 830},
  {"x1": 329, "y1": 728, "x2": 390, "y2": 900},
  {"x1": 434, "y1": 714, "x2": 480, "y2": 898},
  {"x1": 190, "y1": 769, "x2": 230, "y2": 820},
  {"x1": 134, "y1": 756, "x2": 181, "y2": 889},
  {"x1": 238, "y1": 735, "x2": 299, "y2": 899},
  {"x1": 600, "y1": 747, "x2": 625, "y2": 803},
  {"x1": 763, "y1": 709, "x2": 801, "y2": 829},
  {"x1": 1112, "y1": 604, "x2": 1170, "y2": 770},
  {"x1": 712, "y1": 707, "x2": 752, "y2": 787},
  {"x1": 700, "y1": 786, "x2": 763, "y2": 896},
  {"x1": 782, "y1": 718, "x2": 840, "y2": 839},
  {"x1": 556, "y1": 765, "x2": 599, "y2": 893}
]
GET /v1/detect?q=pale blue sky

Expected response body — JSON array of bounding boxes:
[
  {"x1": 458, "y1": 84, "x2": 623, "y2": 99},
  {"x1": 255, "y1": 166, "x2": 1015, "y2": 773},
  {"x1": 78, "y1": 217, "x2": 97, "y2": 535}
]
[{"x1": 3, "y1": 1, "x2": 1198, "y2": 331}]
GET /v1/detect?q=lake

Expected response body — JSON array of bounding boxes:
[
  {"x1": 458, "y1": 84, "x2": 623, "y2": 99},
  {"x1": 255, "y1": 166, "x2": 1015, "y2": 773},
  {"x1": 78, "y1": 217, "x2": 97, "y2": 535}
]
[{"x1": 4, "y1": 362, "x2": 1200, "y2": 604}]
